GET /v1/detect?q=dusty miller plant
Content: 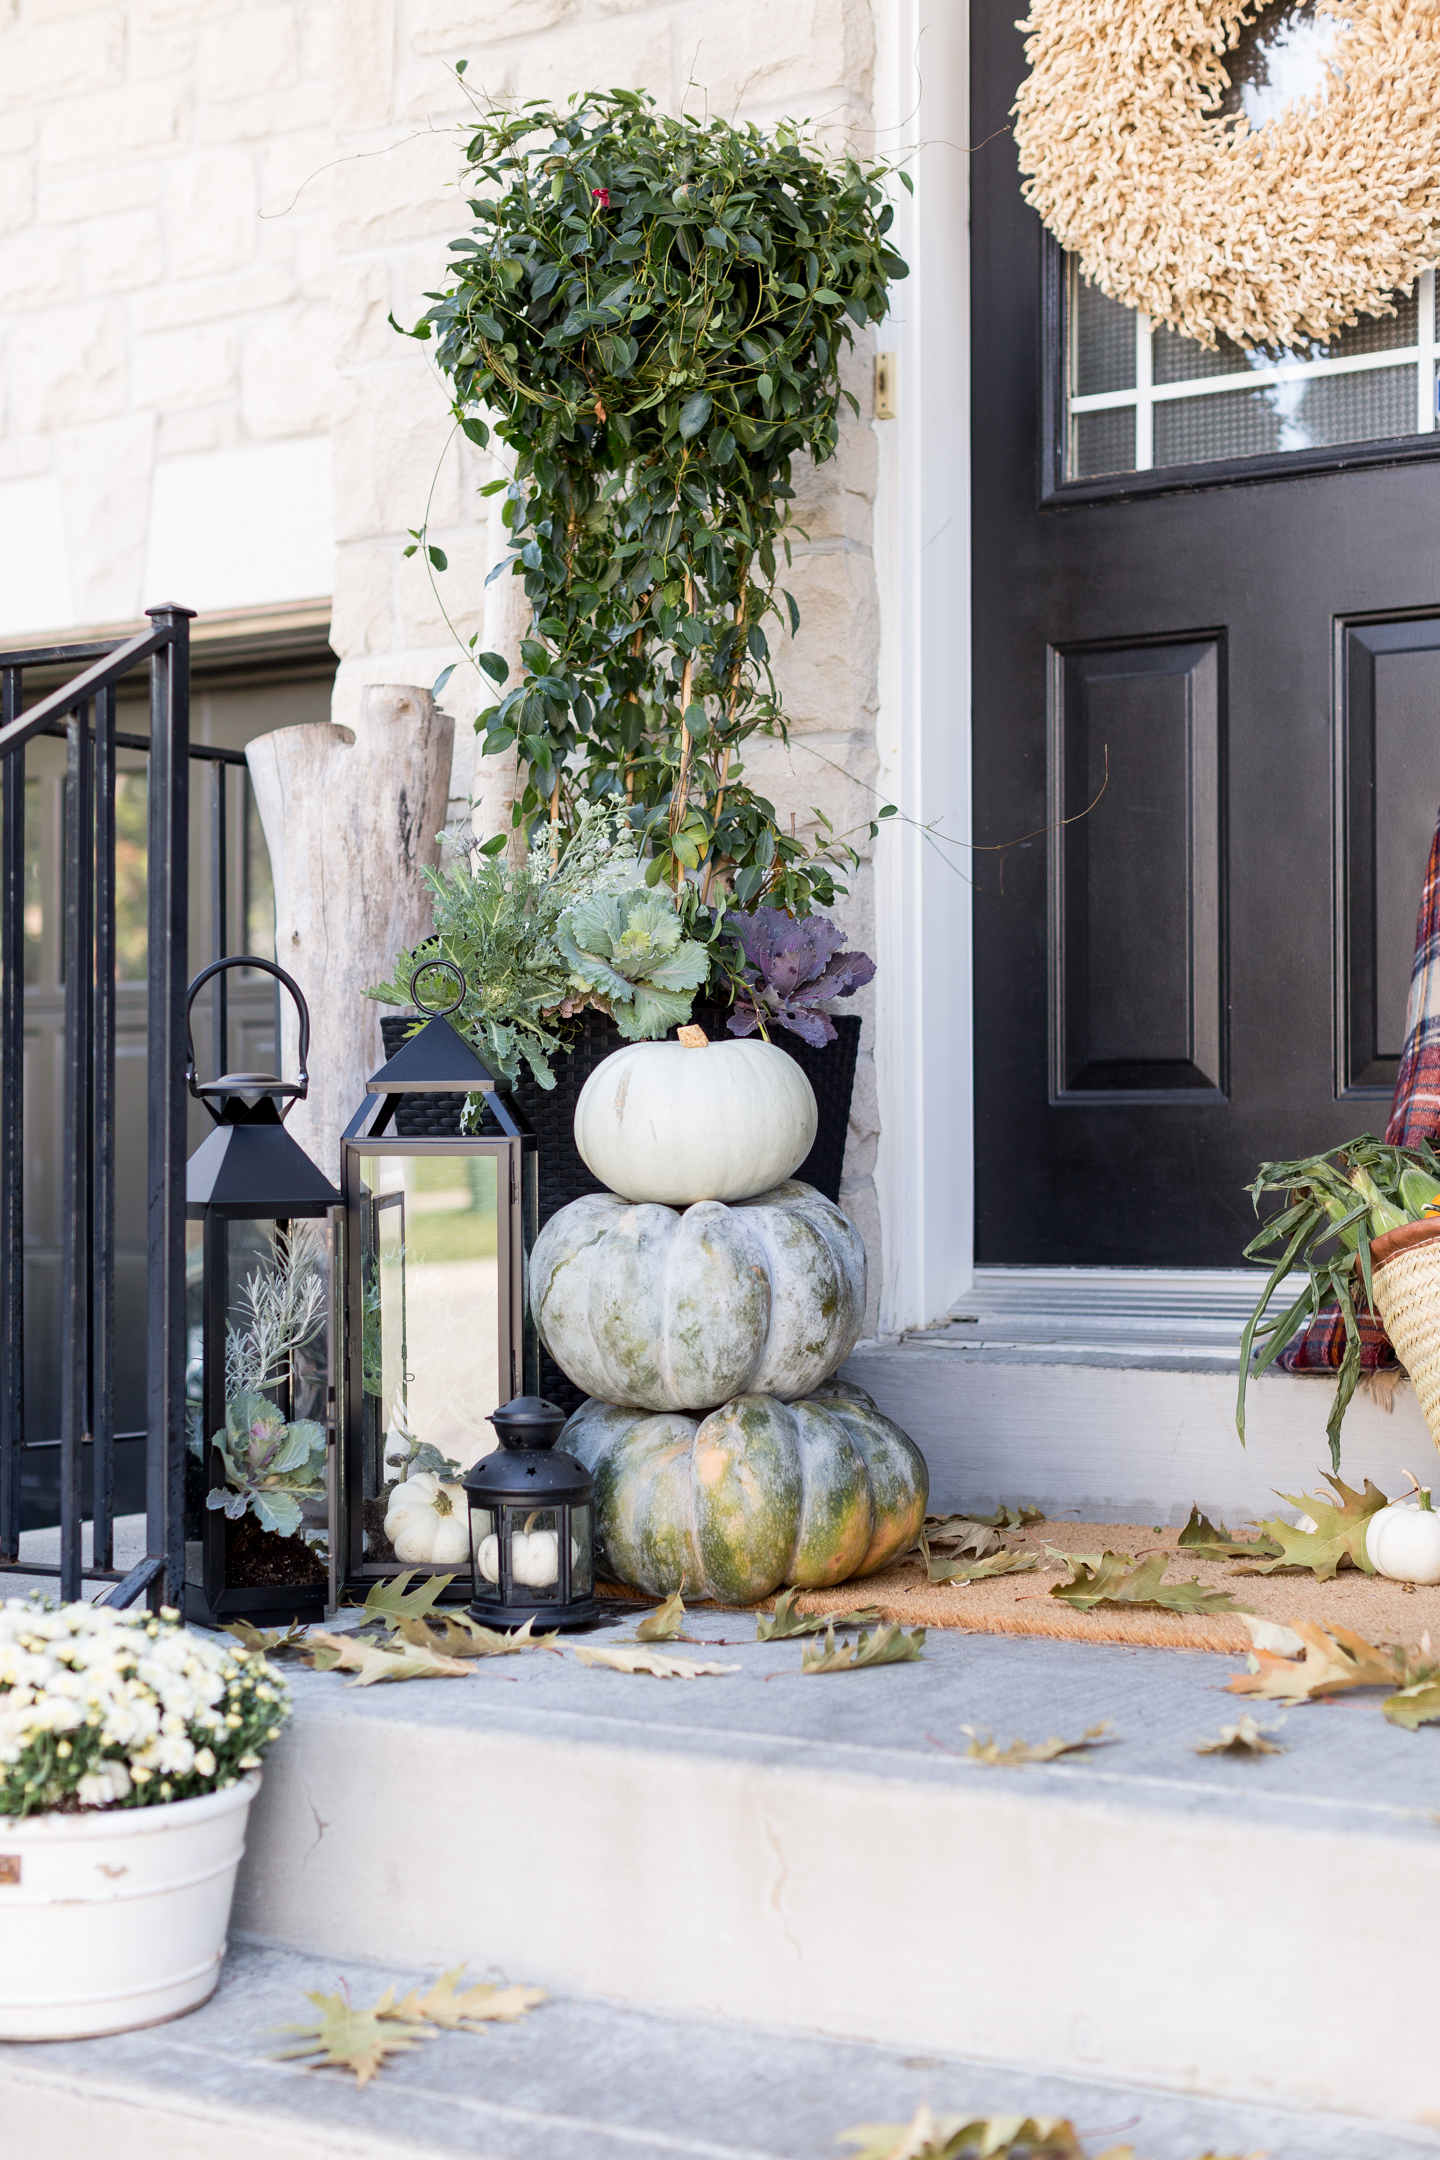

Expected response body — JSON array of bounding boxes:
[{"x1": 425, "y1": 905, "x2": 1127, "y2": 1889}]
[{"x1": 397, "y1": 87, "x2": 907, "y2": 906}]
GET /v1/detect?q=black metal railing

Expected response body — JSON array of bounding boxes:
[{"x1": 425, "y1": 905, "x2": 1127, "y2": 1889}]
[{"x1": 0, "y1": 606, "x2": 199, "y2": 1608}]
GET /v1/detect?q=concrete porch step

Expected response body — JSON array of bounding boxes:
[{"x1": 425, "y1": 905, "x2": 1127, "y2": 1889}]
[
  {"x1": 227, "y1": 1614, "x2": 1440, "y2": 2131},
  {"x1": 4, "y1": 1935, "x2": 1438, "y2": 2160}
]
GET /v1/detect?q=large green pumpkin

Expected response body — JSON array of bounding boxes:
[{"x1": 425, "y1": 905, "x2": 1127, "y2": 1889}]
[
  {"x1": 562, "y1": 1381, "x2": 928, "y2": 1604},
  {"x1": 530, "y1": 1180, "x2": 865, "y2": 1412}
]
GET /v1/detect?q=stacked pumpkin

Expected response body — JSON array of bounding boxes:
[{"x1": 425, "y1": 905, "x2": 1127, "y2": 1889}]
[{"x1": 531, "y1": 1028, "x2": 928, "y2": 1604}]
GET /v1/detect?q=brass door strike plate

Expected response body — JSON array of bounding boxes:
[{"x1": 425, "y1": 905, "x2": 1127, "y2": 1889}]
[{"x1": 874, "y1": 352, "x2": 897, "y2": 420}]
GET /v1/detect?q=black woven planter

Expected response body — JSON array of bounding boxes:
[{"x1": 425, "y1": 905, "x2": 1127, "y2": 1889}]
[{"x1": 378, "y1": 1004, "x2": 862, "y2": 1416}]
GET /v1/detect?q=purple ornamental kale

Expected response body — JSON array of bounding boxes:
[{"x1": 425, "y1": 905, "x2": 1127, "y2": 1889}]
[{"x1": 726, "y1": 908, "x2": 877, "y2": 1048}]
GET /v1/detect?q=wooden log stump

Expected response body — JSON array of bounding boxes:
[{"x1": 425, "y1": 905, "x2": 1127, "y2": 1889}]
[{"x1": 245, "y1": 683, "x2": 454, "y2": 1180}]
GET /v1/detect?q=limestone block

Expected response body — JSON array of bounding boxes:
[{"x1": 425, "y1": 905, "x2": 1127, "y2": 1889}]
[
  {"x1": 41, "y1": 160, "x2": 162, "y2": 225},
  {"x1": 335, "y1": 0, "x2": 395, "y2": 130},
  {"x1": 257, "y1": 126, "x2": 334, "y2": 222},
  {"x1": 4, "y1": 12, "x2": 124, "y2": 101},
  {"x1": 768, "y1": 547, "x2": 878, "y2": 734},
  {"x1": 53, "y1": 412, "x2": 156, "y2": 625},
  {"x1": 332, "y1": 260, "x2": 396, "y2": 369},
  {"x1": 129, "y1": 19, "x2": 196, "y2": 79},
  {"x1": 682, "y1": 0, "x2": 873, "y2": 111},
  {"x1": 838, "y1": 1167, "x2": 881, "y2": 1336},
  {"x1": 454, "y1": 17, "x2": 671, "y2": 108},
  {"x1": 135, "y1": 0, "x2": 217, "y2": 21},
  {"x1": 197, "y1": 6, "x2": 300, "y2": 101},
  {"x1": 410, "y1": 0, "x2": 573, "y2": 51},
  {"x1": 163, "y1": 150, "x2": 259, "y2": 277},
  {"x1": 329, "y1": 542, "x2": 398, "y2": 658},
  {"x1": 395, "y1": 525, "x2": 488, "y2": 648},
  {"x1": 39, "y1": 78, "x2": 189, "y2": 169},
  {"x1": 0, "y1": 155, "x2": 35, "y2": 236},
  {"x1": 786, "y1": 425, "x2": 878, "y2": 545},
  {"x1": 10, "y1": 302, "x2": 127, "y2": 430},
  {"x1": 330, "y1": 367, "x2": 465, "y2": 543},
  {"x1": 134, "y1": 322, "x2": 238, "y2": 410},
  {"x1": 80, "y1": 210, "x2": 164, "y2": 294},
  {"x1": 197, "y1": 80, "x2": 330, "y2": 148},
  {"x1": 331, "y1": 126, "x2": 463, "y2": 251},
  {"x1": 134, "y1": 263, "x2": 295, "y2": 331},
  {"x1": 246, "y1": 684, "x2": 456, "y2": 1177},
  {"x1": 0, "y1": 113, "x2": 34, "y2": 156},
  {"x1": 738, "y1": 730, "x2": 880, "y2": 867},
  {"x1": 241, "y1": 306, "x2": 337, "y2": 438},
  {"x1": 157, "y1": 407, "x2": 236, "y2": 457},
  {"x1": 0, "y1": 226, "x2": 81, "y2": 309},
  {"x1": 298, "y1": 0, "x2": 331, "y2": 79},
  {"x1": 0, "y1": 439, "x2": 52, "y2": 484}
]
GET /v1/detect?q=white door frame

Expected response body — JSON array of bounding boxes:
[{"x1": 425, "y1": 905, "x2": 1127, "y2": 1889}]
[{"x1": 873, "y1": 0, "x2": 974, "y2": 1335}]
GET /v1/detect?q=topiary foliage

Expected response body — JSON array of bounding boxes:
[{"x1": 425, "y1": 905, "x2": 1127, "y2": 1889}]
[{"x1": 399, "y1": 86, "x2": 907, "y2": 910}]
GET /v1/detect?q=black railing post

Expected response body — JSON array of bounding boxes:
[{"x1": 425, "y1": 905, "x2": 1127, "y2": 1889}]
[
  {"x1": 145, "y1": 605, "x2": 193, "y2": 1611},
  {"x1": 93, "y1": 685, "x2": 117, "y2": 1573},
  {"x1": 0, "y1": 665, "x2": 23, "y2": 1564},
  {"x1": 212, "y1": 760, "x2": 228, "y2": 1075},
  {"x1": 60, "y1": 699, "x2": 94, "y2": 1602}
]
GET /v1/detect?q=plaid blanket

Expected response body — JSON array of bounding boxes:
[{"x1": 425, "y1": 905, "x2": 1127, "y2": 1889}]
[{"x1": 1281, "y1": 801, "x2": 1440, "y2": 1371}]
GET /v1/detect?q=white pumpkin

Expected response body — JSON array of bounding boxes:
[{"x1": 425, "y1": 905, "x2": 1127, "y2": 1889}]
[
  {"x1": 477, "y1": 1528, "x2": 569, "y2": 1587},
  {"x1": 384, "y1": 1471, "x2": 470, "y2": 1566},
  {"x1": 1366, "y1": 1493, "x2": 1440, "y2": 1584},
  {"x1": 530, "y1": 1179, "x2": 866, "y2": 1412},
  {"x1": 573, "y1": 1033, "x2": 817, "y2": 1205}
]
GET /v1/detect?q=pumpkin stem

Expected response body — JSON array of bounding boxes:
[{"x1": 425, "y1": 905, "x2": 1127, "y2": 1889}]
[{"x1": 677, "y1": 1024, "x2": 709, "y2": 1049}]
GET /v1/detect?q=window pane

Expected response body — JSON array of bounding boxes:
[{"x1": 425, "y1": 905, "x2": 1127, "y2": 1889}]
[
  {"x1": 1074, "y1": 273, "x2": 1134, "y2": 396},
  {"x1": 1153, "y1": 386, "x2": 1286, "y2": 466},
  {"x1": 1072, "y1": 407, "x2": 1135, "y2": 478},
  {"x1": 1287, "y1": 364, "x2": 1417, "y2": 449}
]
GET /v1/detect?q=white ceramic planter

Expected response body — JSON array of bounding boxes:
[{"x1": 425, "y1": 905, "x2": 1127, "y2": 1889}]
[{"x1": 0, "y1": 1769, "x2": 259, "y2": 2040}]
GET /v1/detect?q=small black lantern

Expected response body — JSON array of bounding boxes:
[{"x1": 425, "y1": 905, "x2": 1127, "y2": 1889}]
[
  {"x1": 184, "y1": 958, "x2": 340, "y2": 1629},
  {"x1": 339, "y1": 961, "x2": 540, "y2": 1601},
  {"x1": 462, "y1": 1396, "x2": 598, "y2": 1629}
]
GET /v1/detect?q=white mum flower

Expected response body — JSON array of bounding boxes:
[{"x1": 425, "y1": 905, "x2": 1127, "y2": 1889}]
[{"x1": 75, "y1": 1760, "x2": 132, "y2": 1808}]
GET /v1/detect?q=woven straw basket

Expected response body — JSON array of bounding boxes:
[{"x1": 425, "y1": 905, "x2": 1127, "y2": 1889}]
[{"x1": 1369, "y1": 1220, "x2": 1440, "y2": 1443}]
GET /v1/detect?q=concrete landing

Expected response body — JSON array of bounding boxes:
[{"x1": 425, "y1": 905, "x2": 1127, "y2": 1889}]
[
  {"x1": 232, "y1": 1613, "x2": 1440, "y2": 2129},
  {"x1": 3, "y1": 1936, "x2": 1437, "y2": 2160}
]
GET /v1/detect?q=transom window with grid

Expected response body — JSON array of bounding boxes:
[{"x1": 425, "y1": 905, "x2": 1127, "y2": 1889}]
[{"x1": 1067, "y1": 261, "x2": 1440, "y2": 482}]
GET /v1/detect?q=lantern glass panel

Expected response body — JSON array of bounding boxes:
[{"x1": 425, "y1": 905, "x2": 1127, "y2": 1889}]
[
  {"x1": 569, "y1": 1502, "x2": 594, "y2": 1596},
  {"x1": 184, "y1": 1214, "x2": 330, "y2": 1599},
  {"x1": 502, "y1": 1503, "x2": 560, "y2": 1593},
  {"x1": 468, "y1": 1504, "x2": 500, "y2": 1603},
  {"x1": 352, "y1": 1145, "x2": 517, "y2": 1573}
]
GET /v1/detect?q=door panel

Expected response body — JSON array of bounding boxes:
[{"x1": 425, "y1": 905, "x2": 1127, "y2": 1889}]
[
  {"x1": 1052, "y1": 638, "x2": 1223, "y2": 1099},
  {"x1": 971, "y1": 0, "x2": 1440, "y2": 1266},
  {"x1": 1339, "y1": 618, "x2": 1440, "y2": 1093}
]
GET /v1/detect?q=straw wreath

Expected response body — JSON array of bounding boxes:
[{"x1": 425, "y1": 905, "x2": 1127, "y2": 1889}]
[{"x1": 1013, "y1": 0, "x2": 1440, "y2": 351}]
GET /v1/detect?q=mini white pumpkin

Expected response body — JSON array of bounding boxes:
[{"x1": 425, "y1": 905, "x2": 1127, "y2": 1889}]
[
  {"x1": 477, "y1": 1528, "x2": 563, "y2": 1588},
  {"x1": 1366, "y1": 1475, "x2": 1440, "y2": 1584},
  {"x1": 573, "y1": 1031, "x2": 818, "y2": 1205},
  {"x1": 384, "y1": 1470, "x2": 470, "y2": 1566},
  {"x1": 531, "y1": 1179, "x2": 866, "y2": 1412}
]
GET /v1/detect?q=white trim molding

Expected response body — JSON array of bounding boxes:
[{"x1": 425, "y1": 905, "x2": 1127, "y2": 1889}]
[{"x1": 873, "y1": 0, "x2": 974, "y2": 1333}]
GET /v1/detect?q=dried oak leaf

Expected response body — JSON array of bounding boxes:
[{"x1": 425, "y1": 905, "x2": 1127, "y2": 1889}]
[
  {"x1": 1048, "y1": 1550, "x2": 1247, "y2": 1617},
  {"x1": 839, "y1": 2102, "x2": 1086, "y2": 2159},
  {"x1": 271, "y1": 1986, "x2": 433, "y2": 2086},
  {"x1": 961, "y1": 1722, "x2": 1114, "y2": 1767},
  {"x1": 306, "y1": 1630, "x2": 471, "y2": 1686},
  {"x1": 222, "y1": 1618, "x2": 310, "y2": 1658},
  {"x1": 634, "y1": 1589, "x2": 694, "y2": 1641},
  {"x1": 393, "y1": 1612, "x2": 559, "y2": 1658},
  {"x1": 918, "y1": 1516, "x2": 1001, "y2": 1560},
  {"x1": 1382, "y1": 1680, "x2": 1440, "y2": 1731},
  {"x1": 757, "y1": 1587, "x2": 883, "y2": 1640},
  {"x1": 389, "y1": 1966, "x2": 545, "y2": 2030},
  {"x1": 1226, "y1": 1620, "x2": 1401, "y2": 1705},
  {"x1": 1194, "y1": 1715, "x2": 1287, "y2": 1756},
  {"x1": 1176, "y1": 1504, "x2": 1281, "y2": 1564},
  {"x1": 356, "y1": 1568, "x2": 457, "y2": 1624},
  {"x1": 1234, "y1": 1474, "x2": 1387, "y2": 1581},
  {"x1": 573, "y1": 1644, "x2": 740, "y2": 1678},
  {"x1": 800, "y1": 1621, "x2": 925, "y2": 1673},
  {"x1": 924, "y1": 1542, "x2": 1037, "y2": 1586}
]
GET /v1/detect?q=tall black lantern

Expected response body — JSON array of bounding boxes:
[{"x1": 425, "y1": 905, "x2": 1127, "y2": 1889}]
[
  {"x1": 463, "y1": 1397, "x2": 598, "y2": 1630},
  {"x1": 184, "y1": 958, "x2": 340, "y2": 1629},
  {"x1": 339, "y1": 964, "x2": 540, "y2": 1602}
]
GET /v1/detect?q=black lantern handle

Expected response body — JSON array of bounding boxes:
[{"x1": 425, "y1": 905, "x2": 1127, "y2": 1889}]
[
  {"x1": 184, "y1": 956, "x2": 312, "y2": 1105},
  {"x1": 410, "y1": 954, "x2": 466, "y2": 1020}
]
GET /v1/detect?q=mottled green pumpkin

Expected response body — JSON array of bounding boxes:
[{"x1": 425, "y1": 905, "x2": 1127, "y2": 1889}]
[
  {"x1": 530, "y1": 1180, "x2": 865, "y2": 1413},
  {"x1": 562, "y1": 1381, "x2": 929, "y2": 1604}
]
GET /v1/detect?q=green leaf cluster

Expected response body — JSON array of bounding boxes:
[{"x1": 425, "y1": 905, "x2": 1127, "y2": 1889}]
[
  {"x1": 403, "y1": 88, "x2": 907, "y2": 904},
  {"x1": 1237, "y1": 1136, "x2": 1440, "y2": 1465},
  {"x1": 367, "y1": 804, "x2": 712, "y2": 1086},
  {"x1": 205, "y1": 1390, "x2": 326, "y2": 1540}
]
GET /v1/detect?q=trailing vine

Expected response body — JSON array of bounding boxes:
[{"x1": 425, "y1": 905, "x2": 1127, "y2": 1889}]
[{"x1": 397, "y1": 86, "x2": 907, "y2": 912}]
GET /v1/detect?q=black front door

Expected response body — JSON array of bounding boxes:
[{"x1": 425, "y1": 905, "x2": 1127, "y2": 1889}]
[{"x1": 972, "y1": 0, "x2": 1440, "y2": 1267}]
